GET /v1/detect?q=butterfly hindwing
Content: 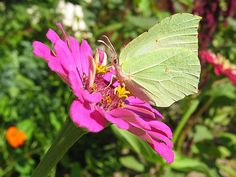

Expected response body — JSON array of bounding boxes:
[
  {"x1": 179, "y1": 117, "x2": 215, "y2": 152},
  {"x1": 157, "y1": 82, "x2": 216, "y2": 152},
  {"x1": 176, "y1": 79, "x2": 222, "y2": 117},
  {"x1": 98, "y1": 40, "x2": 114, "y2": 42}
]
[{"x1": 122, "y1": 47, "x2": 200, "y2": 107}]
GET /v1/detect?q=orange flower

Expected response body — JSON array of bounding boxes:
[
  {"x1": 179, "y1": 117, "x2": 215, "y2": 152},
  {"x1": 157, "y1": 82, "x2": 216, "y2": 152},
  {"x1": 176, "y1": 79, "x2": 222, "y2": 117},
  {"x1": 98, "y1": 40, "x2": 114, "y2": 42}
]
[{"x1": 6, "y1": 126, "x2": 26, "y2": 148}]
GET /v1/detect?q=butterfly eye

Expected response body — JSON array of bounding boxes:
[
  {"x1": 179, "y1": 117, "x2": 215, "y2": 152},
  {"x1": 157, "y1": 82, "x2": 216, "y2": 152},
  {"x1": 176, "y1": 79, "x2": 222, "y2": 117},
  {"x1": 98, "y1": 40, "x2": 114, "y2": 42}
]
[
  {"x1": 113, "y1": 58, "x2": 118, "y2": 64},
  {"x1": 111, "y1": 56, "x2": 119, "y2": 65}
]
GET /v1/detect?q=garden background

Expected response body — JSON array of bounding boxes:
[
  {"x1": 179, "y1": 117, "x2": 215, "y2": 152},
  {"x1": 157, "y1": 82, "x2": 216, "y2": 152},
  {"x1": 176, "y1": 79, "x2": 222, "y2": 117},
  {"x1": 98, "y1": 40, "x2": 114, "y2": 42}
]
[{"x1": 0, "y1": 0, "x2": 236, "y2": 176}]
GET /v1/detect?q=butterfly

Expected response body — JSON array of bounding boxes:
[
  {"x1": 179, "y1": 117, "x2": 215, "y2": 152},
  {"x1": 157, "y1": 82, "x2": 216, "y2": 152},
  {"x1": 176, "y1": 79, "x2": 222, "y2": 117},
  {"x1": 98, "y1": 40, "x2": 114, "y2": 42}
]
[{"x1": 100, "y1": 13, "x2": 201, "y2": 107}]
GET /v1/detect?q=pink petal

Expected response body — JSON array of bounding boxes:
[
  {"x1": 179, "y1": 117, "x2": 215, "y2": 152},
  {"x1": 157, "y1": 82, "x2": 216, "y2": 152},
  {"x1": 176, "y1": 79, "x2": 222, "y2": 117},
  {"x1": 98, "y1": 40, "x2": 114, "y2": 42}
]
[
  {"x1": 97, "y1": 48, "x2": 107, "y2": 65},
  {"x1": 147, "y1": 130, "x2": 173, "y2": 148},
  {"x1": 68, "y1": 71, "x2": 83, "y2": 99},
  {"x1": 128, "y1": 124, "x2": 174, "y2": 163},
  {"x1": 32, "y1": 41, "x2": 54, "y2": 62},
  {"x1": 125, "y1": 105, "x2": 156, "y2": 119},
  {"x1": 68, "y1": 36, "x2": 83, "y2": 78},
  {"x1": 103, "y1": 67, "x2": 115, "y2": 82},
  {"x1": 100, "y1": 109, "x2": 130, "y2": 130},
  {"x1": 56, "y1": 23, "x2": 67, "y2": 41},
  {"x1": 151, "y1": 140, "x2": 174, "y2": 164},
  {"x1": 126, "y1": 96, "x2": 163, "y2": 119},
  {"x1": 46, "y1": 29, "x2": 60, "y2": 45},
  {"x1": 70, "y1": 100, "x2": 106, "y2": 132},
  {"x1": 48, "y1": 59, "x2": 68, "y2": 82},
  {"x1": 82, "y1": 91, "x2": 102, "y2": 104},
  {"x1": 69, "y1": 71, "x2": 102, "y2": 103},
  {"x1": 127, "y1": 124, "x2": 153, "y2": 144},
  {"x1": 54, "y1": 39, "x2": 76, "y2": 73},
  {"x1": 148, "y1": 121, "x2": 173, "y2": 139},
  {"x1": 103, "y1": 67, "x2": 119, "y2": 87},
  {"x1": 126, "y1": 96, "x2": 144, "y2": 105},
  {"x1": 111, "y1": 108, "x2": 151, "y2": 130},
  {"x1": 98, "y1": 48, "x2": 104, "y2": 61},
  {"x1": 214, "y1": 67, "x2": 221, "y2": 75},
  {"x1": 87, "y1": 55, "x2": 96, "y2": 87},
  {"x1": 80, "y1": 40, "x2": 92, "y2": 76}
]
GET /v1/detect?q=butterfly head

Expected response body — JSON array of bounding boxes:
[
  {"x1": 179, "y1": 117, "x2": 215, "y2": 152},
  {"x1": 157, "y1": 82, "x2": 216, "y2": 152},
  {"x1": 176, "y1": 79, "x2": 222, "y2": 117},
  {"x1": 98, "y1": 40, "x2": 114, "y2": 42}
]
[
  {"x1": 98, "y1": 35, "x2": 127, "y2": 83},
  {"x1": 98, "y1": 35, "x2": 120, "y2": 67},
  {"x1": 111, "y1": 53, "x2": 118, "y2": 66}
]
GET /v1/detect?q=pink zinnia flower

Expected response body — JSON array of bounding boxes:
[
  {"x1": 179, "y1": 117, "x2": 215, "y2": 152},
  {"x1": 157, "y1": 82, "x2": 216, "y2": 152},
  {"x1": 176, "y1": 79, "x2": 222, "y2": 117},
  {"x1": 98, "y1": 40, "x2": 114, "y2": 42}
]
[
  {"x1": 200, "y1": 50, "x2": 236, "y2": 86},
  {"x1": 33, "y1": 24, "x2": 174, "y2": 163}
]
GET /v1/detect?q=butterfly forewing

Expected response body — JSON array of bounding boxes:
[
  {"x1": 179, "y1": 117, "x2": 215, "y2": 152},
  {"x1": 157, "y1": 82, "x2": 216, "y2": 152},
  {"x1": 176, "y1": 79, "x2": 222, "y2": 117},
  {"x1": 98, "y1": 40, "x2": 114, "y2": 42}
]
[
  {"x1": 119, "y1": 13, "x2": 201, "y2": 64},
  {"x1": 119, "y1": 13, "x2": 201, "y2": 107}
]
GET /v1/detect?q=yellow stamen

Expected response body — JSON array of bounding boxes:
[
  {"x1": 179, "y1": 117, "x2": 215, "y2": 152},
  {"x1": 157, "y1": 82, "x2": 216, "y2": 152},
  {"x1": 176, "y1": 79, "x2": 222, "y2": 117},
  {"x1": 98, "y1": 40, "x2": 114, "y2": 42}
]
[
  {"x1": 96, "y1": 64, "x2": 109, "y2": 74},
  {"x1": 114, "y1": 85, "x2": 130, "y2": 99},
  {"x1": 120, "y1": 102, "x2": 125, "y2": 108},
  {"x1": 106, "y1": 96, "x2": 112, "y2": 104},
  {"x1": 91, "y1": 83, "x2": 97, "y2": 91}
]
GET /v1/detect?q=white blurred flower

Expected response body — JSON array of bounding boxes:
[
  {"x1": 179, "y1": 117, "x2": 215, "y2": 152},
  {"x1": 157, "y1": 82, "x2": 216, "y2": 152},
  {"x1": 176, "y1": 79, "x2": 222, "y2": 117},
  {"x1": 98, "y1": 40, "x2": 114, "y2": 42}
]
[
  {"x1": 0, "y1": 2, "x2": 6, "y2": 11},
  {"x1": 57, "y1": 1, "x2": 87, "y2": 31},
  {"x1": 26, "y1": 5, "x2": 37, "y2": 15},
  {"x1": 27, "y1": 5, "x2": 40, "y2": 25}
]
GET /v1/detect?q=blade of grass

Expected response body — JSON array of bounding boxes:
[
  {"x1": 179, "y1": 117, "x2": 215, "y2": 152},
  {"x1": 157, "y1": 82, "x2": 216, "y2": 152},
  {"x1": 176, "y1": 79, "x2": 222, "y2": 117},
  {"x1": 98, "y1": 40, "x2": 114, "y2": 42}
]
[{"x1": 173, "y1": 100, "x2": 200, "y2": 145}]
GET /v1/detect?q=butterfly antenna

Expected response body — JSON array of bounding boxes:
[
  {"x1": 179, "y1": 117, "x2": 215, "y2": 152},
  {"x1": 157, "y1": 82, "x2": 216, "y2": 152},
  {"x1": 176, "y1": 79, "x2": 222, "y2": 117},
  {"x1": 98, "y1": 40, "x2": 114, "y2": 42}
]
[
  {"x1": 102, "y1": 35, "x2": 116, "y2": 54},
  {"x1": 98, "y1": 36, "x2": 118, "y2": 65},
  {"x1": 97, "y1": 39, "x2": 114, "y2": 53}
]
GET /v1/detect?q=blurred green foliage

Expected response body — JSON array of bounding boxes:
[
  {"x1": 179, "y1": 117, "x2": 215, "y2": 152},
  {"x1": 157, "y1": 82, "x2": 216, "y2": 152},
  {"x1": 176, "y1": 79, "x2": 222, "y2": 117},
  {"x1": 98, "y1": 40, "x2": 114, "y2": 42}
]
[{"x1": 0, "y1": 0, "x2": 236, "y2": 177}]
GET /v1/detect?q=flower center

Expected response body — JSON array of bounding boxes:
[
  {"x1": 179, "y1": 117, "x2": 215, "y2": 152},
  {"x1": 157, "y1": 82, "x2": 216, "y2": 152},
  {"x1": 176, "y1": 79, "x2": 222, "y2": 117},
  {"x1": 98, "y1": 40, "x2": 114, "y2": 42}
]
[
  {"x1": 96, "y1": 64, "x2": 109, "y2": 74},
  {"x1": 92, "y1": 65, "x2": 130, "y2": 111},
  {"x1": 114, "y1": 85, "x2": 130, "y2": 99},
  {"x1": 105, "y1": 96, "x2": 112, "y2": 104}
]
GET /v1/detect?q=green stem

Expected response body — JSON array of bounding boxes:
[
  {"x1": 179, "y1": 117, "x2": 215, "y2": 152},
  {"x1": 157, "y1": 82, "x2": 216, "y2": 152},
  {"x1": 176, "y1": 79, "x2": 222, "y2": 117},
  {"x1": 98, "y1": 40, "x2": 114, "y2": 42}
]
[
  {"x1": 176, "y1": 96, "x2": 214, "y2": 151},
  {"x1": 32, "y1": 118, "x2": 87, "y2": 177},
  {"x1": 173, "y1": 100, "x2": 200, "y2": 144}
]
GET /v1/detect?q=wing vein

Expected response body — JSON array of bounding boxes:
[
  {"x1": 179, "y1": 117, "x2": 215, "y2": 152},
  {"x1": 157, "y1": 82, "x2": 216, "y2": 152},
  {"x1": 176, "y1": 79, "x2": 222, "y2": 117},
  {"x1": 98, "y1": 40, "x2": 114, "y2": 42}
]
[
  {"x1": 157, "y1": 33, "x2": 197, "y2": 41},
  {"x1": 133, "y1": 76, "x2": 198, "y2": 92},
  {"x1": 130, "y1": 53, "x2": 194, "y2": 75}
]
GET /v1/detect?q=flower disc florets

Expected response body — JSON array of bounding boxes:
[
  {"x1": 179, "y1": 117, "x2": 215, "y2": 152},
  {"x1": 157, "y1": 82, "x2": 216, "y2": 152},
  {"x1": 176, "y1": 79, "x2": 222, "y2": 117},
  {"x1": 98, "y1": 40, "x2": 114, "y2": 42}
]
[{"x1": 86, "y1": 57, "x2": 130, "y2": 111}]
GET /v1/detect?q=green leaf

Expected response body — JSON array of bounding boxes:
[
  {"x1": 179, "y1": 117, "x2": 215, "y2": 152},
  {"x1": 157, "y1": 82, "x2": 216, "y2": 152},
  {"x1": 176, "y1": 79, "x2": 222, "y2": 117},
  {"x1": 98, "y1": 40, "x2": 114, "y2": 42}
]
[
  {"x1": 127, "y1": 16, "x2": 157, "y2": 29},
  {"x1": 120, "y1": 156, "x2": 145, "y2": 172},
  {"x1": 209, "y1": 81, "x2": 236, "y2": 99},
  {"x1": 17, "y1": 119, "x2": 35, "y2": 141},
  {"x1": 170, "y1": 153, "x2": 220, "y2": 177},
  {"x1": 137, "y1": 0, "x2": 151, "y2": 16},
  {"x1": 193, "y1": 125, "x2": 213, "y2": 143},
  {"x1": 220, "y1": 132, "x2": 236, "y2": 145},
  {"x1": 177, "y1": 0, "x2": 194, "y2": 7},
  {"x1": 218, "y1": 146, "x2": 231, "y2": 158},
  {"x1": 111, "y1": 125, "x2": 163, "y2": 163}
]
